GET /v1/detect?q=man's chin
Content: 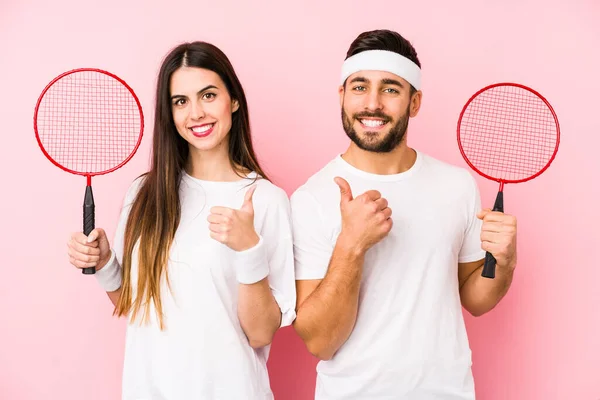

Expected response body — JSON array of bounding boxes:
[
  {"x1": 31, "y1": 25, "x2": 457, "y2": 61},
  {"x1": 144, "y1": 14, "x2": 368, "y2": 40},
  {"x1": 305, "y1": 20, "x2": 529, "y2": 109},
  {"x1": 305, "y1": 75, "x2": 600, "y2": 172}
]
[{"x1": 352, "y1": 138, "x2": 390, "y2": 153}]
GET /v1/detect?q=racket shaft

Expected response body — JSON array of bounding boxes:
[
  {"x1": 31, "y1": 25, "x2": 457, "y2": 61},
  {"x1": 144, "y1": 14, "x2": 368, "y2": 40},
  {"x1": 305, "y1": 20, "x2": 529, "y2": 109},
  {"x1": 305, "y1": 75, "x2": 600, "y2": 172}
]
[
  {"x1": 481, "y1": 191, "x2": 504, "y2": 279},
  {"x1": 82, "y1": 185, "x2": 96, "y2": 274}
]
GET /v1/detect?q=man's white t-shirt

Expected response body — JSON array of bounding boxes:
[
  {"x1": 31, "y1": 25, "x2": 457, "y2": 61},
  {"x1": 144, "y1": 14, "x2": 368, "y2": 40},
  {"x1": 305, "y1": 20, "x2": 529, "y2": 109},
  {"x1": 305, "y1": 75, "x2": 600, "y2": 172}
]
[
  {"x1": 291, "y1": 150, "x2": 486, "y2": 400},
  {"x1": 105, "y1": 171, "x2": 296, "y2": 400}
]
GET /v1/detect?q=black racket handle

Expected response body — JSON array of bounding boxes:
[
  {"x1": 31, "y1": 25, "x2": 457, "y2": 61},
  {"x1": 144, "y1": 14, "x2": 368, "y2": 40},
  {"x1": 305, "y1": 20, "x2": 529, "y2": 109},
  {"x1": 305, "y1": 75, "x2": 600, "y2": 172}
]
[
  {"x1": 481, "y1": 191, "x2": 504, "y2": 279},
  {"x1": 82, "y1": 185, "x2": 96, "y2": 275}
]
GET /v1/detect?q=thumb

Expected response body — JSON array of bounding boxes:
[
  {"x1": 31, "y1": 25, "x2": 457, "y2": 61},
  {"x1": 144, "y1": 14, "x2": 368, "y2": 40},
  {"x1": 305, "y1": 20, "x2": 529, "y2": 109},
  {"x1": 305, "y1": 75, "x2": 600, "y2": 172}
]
[
  {"x1": 334, "y1": 177, "x2": 353, "y2": 203},
  {"x1": 241, "y1": 185, "x2": 257, "y2": 213},
  {"x1": 86, "y1": 228, "x2": 104, "y2": 243},
  {"x1": 477, "y1": 208, "x2": 491, "y2": 220}
]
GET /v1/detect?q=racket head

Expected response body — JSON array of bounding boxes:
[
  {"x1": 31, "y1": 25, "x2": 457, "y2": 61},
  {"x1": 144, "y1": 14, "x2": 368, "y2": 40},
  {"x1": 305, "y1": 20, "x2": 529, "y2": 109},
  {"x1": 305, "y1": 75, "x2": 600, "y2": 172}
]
[
  {"x1": 457, "y1": 82, "x2": 560, "y2": 185},
  {"x1": 33, "y1": 68, "x2": 144, "y2": 177}
]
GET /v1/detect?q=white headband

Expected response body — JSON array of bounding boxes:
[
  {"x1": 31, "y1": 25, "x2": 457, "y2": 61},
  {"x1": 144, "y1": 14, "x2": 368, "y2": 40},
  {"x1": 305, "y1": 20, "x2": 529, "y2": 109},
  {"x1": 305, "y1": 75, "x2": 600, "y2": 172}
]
[{"x1": 340, "y1": 50, "x2": 422, "y2": 90}]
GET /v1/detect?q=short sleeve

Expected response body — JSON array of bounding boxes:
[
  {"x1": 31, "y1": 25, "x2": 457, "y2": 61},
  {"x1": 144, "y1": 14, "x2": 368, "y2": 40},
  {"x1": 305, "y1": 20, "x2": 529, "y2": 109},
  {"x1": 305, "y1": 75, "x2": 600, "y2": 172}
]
[
  {"x1": 290, "y1": 188, "x2": 334, "y2": 280},
  {"x1": 458, "y1": 172, "x2": 486, "y2": 264},
  {"x1": 111, "y1": 176, "x2": 145, "y2": 268},
  {"x1": 256, "y1": 186, "x2": 297, "y2": 328},
  {"x1": 94, "y1": 176, "x2": 144, "y2": 291}
]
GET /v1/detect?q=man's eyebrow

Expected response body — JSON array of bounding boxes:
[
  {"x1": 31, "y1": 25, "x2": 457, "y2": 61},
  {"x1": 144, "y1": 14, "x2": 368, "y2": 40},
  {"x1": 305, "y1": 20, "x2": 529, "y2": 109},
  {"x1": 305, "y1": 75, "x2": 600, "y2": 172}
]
[
  {"x1": 381, "y1": 78, "x2": 404, "y2": 87},
  {"x1": 349, "y1": 76, "x2": 369, "y2": 84}
]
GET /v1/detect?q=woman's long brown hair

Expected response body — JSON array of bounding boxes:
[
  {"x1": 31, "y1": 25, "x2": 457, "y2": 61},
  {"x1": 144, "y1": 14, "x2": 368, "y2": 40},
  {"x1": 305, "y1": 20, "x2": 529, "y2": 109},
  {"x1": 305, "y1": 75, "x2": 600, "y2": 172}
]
[{"x1": 114, "y1": 41, "x2": 269, "y2": 329}]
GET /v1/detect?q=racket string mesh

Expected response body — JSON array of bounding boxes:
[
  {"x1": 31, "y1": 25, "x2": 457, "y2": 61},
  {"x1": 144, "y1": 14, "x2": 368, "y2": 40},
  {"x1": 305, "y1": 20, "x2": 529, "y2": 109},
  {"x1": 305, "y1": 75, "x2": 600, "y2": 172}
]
[
  {"x1": 36, "y1": 70, "x2": 141, "y2": 174},
  {"x1": 459, "y1": 85, "x2": 558, "y2": 182}
]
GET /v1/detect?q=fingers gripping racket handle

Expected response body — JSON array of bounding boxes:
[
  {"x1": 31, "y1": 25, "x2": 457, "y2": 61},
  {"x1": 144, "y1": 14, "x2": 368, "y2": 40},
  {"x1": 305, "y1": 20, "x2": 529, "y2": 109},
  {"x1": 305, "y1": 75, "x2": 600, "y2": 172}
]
[
  {"x1": 82, "y1": 185, "x2": 96, "y2": 275},
  {"x1": 481, "y1": 191, "x2": 504, "y2": 279}
]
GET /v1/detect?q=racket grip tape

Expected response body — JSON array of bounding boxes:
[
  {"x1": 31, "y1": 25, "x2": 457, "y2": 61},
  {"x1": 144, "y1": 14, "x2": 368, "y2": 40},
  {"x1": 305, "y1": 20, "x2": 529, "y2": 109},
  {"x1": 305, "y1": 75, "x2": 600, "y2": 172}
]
[
  {"x1": 481, "y1": 191, "x2": 504, "y2": 279},
  {"x1": 82, "y1": 185, "x2": 96, "y2": 275},
  {"x1": 481, "y1": 251, "x2": 497, "y2": 279}
]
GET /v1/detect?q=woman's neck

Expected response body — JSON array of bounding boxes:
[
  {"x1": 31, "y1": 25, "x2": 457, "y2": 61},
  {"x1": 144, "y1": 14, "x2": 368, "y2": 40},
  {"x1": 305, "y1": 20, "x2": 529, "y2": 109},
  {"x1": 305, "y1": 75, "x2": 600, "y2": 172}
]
[{"x1": 185, "y1": 145, "x2": 247, "y2": 182}]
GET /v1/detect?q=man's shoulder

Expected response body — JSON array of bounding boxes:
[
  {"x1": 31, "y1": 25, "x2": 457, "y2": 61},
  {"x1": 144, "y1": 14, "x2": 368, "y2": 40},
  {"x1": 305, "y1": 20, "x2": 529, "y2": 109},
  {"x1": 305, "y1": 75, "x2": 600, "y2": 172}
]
[
  {"x1": 292, "y1": 157, "x2": 342, "y2": 200},
  {"x1": 419, "y1": 151, "x2": 477, "y2": 188}
]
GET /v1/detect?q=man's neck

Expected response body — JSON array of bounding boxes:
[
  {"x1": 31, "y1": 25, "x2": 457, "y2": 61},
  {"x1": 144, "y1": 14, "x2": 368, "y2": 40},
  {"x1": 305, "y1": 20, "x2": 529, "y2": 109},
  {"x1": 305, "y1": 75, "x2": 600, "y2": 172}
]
[{"x1": 341, "y1": 142, "x2": 417, "y2": 175}]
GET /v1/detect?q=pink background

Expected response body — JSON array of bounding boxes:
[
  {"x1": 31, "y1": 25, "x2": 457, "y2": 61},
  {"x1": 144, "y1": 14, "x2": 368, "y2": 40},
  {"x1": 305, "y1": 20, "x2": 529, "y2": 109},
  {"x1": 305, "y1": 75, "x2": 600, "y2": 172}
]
[{"x1": 1, "y1": 0, "x2": 599, "y2": 399}]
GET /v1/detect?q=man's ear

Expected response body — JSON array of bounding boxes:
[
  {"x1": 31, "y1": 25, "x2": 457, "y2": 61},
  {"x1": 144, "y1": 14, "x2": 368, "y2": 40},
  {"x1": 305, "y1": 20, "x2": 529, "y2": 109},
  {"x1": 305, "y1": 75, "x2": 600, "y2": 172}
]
[{"x1": 409, "y1": 90, "x2": 422, "y2": 118}]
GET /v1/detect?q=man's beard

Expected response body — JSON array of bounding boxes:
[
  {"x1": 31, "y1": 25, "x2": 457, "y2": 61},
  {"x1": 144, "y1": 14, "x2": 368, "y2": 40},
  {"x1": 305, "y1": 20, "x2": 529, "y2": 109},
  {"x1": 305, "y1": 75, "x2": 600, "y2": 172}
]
[{"x1": 342, "y1": 104, "x2": 410, "y2": 153}]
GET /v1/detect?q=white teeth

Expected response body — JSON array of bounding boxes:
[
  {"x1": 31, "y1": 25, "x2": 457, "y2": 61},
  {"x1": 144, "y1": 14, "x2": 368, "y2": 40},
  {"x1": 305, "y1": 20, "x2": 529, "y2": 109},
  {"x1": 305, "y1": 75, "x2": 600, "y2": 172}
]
[
  {"x1": 191, "y1": 124, "x2": 214, "y2": 134},
  {"x1": 361, "y1": 119, "x2": 385, "y2": 127}
]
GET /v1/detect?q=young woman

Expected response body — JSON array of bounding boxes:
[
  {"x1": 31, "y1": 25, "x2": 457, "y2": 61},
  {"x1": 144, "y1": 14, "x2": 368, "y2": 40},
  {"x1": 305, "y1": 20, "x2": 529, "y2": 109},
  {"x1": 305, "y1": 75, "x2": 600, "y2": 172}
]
[{"x1": 66, "y1": 41, "x2": 296, "y2": 399}]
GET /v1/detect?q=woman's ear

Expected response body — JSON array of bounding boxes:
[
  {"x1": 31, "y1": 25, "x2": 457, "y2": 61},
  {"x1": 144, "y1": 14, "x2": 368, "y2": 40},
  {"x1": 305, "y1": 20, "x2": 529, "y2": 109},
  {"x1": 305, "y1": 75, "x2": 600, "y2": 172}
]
[{"x1": 232, "y1": 99, "x2": 240, "y2": 113}]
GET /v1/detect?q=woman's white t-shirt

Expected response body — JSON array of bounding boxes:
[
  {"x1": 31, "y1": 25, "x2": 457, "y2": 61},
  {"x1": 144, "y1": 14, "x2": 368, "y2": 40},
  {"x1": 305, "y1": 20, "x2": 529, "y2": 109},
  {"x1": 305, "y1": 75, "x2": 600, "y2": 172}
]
[{"x1": 105, "y1": 171, "x2": 296, "y2": 400}]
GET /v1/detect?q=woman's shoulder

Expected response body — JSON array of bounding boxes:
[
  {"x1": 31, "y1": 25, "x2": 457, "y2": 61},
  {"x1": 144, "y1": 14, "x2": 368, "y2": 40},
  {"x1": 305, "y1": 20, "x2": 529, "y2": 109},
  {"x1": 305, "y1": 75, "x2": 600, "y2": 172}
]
[
  {"x1": 122, "y1": 173, "x2": 148, "y2": 205},
  {"x1": 249, "y1": 174, "x2": 290, "y2": 209}
]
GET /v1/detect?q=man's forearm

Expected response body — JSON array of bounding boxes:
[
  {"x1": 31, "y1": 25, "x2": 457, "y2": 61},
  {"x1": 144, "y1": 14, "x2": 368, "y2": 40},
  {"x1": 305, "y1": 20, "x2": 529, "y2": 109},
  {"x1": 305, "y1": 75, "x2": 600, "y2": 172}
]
[
  {"x1": 460, "y1": 262, "x2": 515, "y2": 316},
  {"x1": 294, "y1": 238, "x2": 364, "y2": 360}
]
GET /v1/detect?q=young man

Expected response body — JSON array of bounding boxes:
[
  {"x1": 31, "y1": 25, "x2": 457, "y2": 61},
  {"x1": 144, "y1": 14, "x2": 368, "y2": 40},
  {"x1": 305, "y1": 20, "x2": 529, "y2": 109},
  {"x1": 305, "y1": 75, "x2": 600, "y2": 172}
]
[{"x1": 291, "y1": 29, "x2": 518, "y2": 399}]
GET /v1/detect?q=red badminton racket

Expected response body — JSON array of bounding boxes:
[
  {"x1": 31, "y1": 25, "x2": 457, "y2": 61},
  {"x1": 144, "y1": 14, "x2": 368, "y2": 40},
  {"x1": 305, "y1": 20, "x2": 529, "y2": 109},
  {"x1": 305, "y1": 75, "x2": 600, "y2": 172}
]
[
  {"x1": 457, "y1": 83, "x2": 559, "y2": 279},
  {"x1": 34, "y1": 68, "x2": 144, "y2": 275}
]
